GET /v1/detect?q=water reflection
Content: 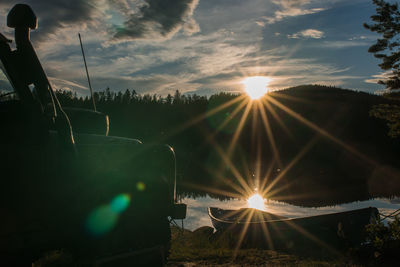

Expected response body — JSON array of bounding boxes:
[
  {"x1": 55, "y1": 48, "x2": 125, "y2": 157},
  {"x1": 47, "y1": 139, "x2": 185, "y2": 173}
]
[
  {"x1": 247, "y1": 193, "x2": 266, "y2": 211},
  {"x1": 181, "y1": 195, "x2": 400, "y2": 231}
]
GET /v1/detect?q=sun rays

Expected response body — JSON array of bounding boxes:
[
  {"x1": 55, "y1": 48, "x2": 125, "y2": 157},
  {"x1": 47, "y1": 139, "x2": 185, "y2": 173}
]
[
  {"x1": 186, "y1": 84, "x2": 377, "y2": 203},
  {"x1": 171, "y1": 81, "x2": 379, "y2": 256}
]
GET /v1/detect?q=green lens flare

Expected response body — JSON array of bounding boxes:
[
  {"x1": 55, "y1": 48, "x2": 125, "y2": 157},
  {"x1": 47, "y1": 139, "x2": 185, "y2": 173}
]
[
  {"x1": 86, "y1": 193, "x2": 131, "y2": 236},
  {"x1": 86, "y1": 205, "x2": 118, "y2": 237},
  {"x1": 136, "y1": 182, "x2": 146, "y2": 191},
  {"x1": 110, "y1": 193, "x2": 131, "y2": 213}
]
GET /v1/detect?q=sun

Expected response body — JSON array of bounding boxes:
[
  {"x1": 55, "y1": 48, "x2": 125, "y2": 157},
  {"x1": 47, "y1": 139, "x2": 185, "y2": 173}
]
[
  {"x1": 242, "y1": 76, "x2": 271, "y2": 100},
  {"x1": 247, "y1": 193, "x2": 266, "y2": 211}
]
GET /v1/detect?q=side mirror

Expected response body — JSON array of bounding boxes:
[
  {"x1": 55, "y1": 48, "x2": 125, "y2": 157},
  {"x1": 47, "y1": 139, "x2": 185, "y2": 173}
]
[{"x1": 62, "y1": 107, "x2": 110, "y2": 136}]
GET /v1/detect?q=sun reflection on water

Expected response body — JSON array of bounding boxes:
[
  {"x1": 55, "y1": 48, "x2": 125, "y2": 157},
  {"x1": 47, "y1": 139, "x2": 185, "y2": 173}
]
[{"x1": 247, "y1": 193, "x2": 266, "y2": 211}]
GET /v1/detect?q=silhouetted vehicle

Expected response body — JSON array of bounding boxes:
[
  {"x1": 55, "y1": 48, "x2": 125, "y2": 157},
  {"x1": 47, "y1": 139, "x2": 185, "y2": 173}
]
[{"x1": 0, "y1": 4, "x2": 186, "y2": 266}]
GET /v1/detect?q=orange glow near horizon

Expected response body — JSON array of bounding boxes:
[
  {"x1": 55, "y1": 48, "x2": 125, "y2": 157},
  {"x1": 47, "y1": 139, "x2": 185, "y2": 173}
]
[{"x1": 242, "y1": 76, "x2": 271, "y2": 100}]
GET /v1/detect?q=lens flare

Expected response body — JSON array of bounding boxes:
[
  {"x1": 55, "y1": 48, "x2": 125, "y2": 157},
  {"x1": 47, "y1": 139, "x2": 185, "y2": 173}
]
[
  {"x1": 247, "y1": 193, "x2": 265, "y2": 211},
  {"x1": 110, "y1": 193, "x2": 131, "y2": 213},
  {"x1": 86, "y1": 205, "x2": 118, "y2": 237},
  {"x1": 86, "y1": 193, "x2": 131, "y2": 236},
  {"x1": 136, "y1": 182, "x2": 146, "y2": 191}
]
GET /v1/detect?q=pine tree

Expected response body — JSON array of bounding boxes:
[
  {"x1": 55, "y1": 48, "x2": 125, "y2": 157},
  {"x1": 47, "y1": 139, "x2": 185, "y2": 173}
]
[
  {"x1": 364, "y1": 0, "x2": 400, "y2": 90},
  {"x1": 173, "y1": 90, "x2": 182, "y2": 105},
  {"x1": 122, "y1": 89, "x2": 131, "y2": 104}
]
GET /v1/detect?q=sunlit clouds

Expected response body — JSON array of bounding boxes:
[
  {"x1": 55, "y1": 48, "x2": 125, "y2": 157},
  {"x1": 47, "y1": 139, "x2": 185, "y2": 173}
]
[
  {"x1": 288, "y1": 29, "x2": 325, "y2": 39},
  {"x1": 0, "y1": 0, "x2": 386, "y2": 95},
  {"x1": 264, "y1": 0, "x2": 327, "y2": 24}
]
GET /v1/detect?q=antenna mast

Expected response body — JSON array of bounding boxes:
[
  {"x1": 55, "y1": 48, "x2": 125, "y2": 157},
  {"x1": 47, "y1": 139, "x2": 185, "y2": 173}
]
[{"x1": 78, "y1": 33, "x2": 96, "y2": 111}]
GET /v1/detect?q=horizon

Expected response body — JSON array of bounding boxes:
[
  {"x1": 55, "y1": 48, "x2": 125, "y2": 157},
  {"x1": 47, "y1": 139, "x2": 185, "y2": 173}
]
[{"x1": 54, "y1": 84, "x2": 387, "y2": 99}]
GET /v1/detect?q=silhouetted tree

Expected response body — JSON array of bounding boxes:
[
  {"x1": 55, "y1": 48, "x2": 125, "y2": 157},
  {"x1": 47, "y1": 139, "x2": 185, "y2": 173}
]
[
  {"x1": 105, "y1": 87, "x2": 113, "y2": 102},
  {"x1": 173, "y1": 90, "x2": 182, "y2": 105},
  {"x1": 165, "y1": 94, "x2": 173, "y2": 105},
  {"x1": 364, "y1": 0, "x2": 400, "y2": 138},
  {"x1": 364, "y1": 0, "x2": 400, "y2": 90},
  {"x1": 370, "y1": 104, "x2": 400, "y2": 137},
  {"x1": 116, "y1": 91, "x2": 123, "y2": 103},
  {"x1": 122, "y1": 89, "x2": 131, "y2": 104}
]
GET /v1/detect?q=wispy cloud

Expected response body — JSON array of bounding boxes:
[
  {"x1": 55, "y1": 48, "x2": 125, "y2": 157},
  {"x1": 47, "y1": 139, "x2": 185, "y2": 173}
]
[
  {"x1": 49, "y1": 77, "x2": 89, "y2": 95},
  {"x1": 321, "y1": 40, "x2": 370, "y2": 49},
  {"x1": 260, "y1": 0, "x2": 326, "y2": 25},
  {"x1": 365, "y1": 71, "x2": 391, "y2": 85},
  {"x1": 269, "y1": 7, "x2": 325, "y2": 24},
  {"x1": 288, "y1": 29, "x2": 324, "y2": 39},
  {"x1": 349, "y1": 35, "x2": 367, "y2": 41}
]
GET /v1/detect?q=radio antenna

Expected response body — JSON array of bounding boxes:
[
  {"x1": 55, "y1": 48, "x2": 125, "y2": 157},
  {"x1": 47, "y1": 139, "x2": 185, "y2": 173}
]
[{"x1": 78, "y1": 33, "x2": 96, "y2": 111}]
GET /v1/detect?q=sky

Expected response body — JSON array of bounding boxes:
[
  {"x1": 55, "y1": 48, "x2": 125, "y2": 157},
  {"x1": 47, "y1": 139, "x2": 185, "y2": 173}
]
[{"x1": 0, "y1": 0, "x2": 394, "y2": 96}]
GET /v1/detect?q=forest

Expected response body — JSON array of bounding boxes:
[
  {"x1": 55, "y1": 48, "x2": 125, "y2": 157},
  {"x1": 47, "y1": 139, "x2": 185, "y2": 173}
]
[{"x1": 56, "y1": 85, "x2": 400, "y2": 207}]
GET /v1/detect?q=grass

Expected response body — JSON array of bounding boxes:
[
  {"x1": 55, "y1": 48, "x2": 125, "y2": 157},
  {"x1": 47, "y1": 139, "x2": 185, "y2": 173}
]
[{"x1": 167, "y1": 226, "x2": 349, "y2": 267}]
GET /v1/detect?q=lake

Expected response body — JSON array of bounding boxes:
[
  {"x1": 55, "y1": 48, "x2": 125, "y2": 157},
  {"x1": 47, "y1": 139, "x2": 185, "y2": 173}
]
[{"x1": 179, "y1": 196, "x2": 400, "y2": 231}]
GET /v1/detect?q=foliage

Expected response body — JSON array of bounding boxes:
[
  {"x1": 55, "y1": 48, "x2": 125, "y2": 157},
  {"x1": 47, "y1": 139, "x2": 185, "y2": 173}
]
[
  {"x1": 370, "y1": 104, "x2": 400, "y2": 137},
  {"x1": 364, "y1": 0, "x2": 400, "y2": 90},
  {"x1": 359, "y1": 216, "x2": 400, "y2": 265},
  {"x1": 366, "y1": 216, "x2": 400, "y2": 251}
]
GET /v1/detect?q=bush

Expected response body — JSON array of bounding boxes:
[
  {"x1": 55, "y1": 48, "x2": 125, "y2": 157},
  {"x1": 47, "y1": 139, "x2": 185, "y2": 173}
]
[{"x1": 350, "y1": 216, "x2": 400, "y2": 266}]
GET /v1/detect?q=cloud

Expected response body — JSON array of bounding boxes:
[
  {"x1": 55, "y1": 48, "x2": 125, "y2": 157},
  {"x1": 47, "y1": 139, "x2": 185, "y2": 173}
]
[
  {"x1": 271, "y1": 0, "x2": 312, "y2": 9},
  {"x1": 270, "y1": 7, "x2": 325, "y2": 24},
  {"x1": 365, "y1": 71, "x2": 391, "y2": 85},
  {"x1": 264, "y1": 0, "x2": 326, "y2": 24},
  {"x1": 288, "y1": 29, "x2": 324, "y2": 39},
  {"x1": 349, "y1": 35, "x2": 367, "y2": 41},
  {"x1": 0, "y1": 0, "x2": 100, "y2": 43},
  {"x1": 255, "y1": 20, "x2": 266, "y2": 27},
  {"x1": 321, "y1": 40, "x2": 370, "y2": 49},
  {"x1": 49, "y1": 77, "x2": 89, "y2": 94},
  {"x1": 0, "y1": 0, "x2": 200, "y2": 44},
  {"x1": 112, "y1": 0, "x2": 200, "y2": 41},
  {"x1": 40, "y1": 24, "x2": 363, "y2": 97},
  {"x1": 183, "y1": 17, "x2": 200, "y2": 36}
]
